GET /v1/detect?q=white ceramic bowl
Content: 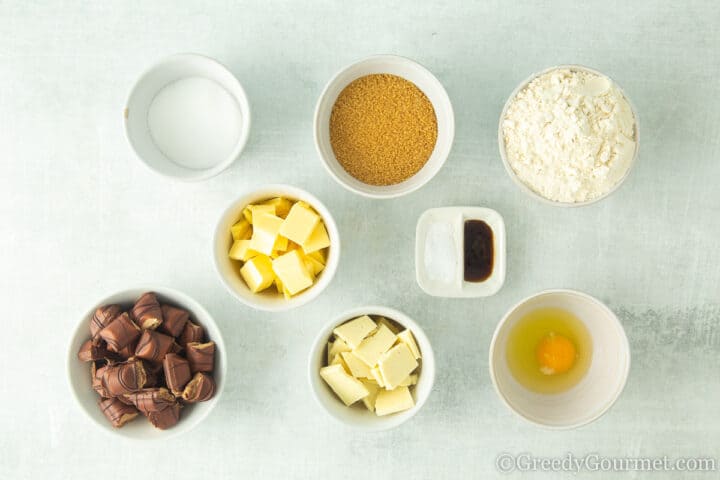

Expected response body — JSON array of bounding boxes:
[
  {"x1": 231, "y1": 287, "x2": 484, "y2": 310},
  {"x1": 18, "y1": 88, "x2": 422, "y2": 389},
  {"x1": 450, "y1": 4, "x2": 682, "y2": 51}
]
[
  {"x1": 308, "y1": 306, "x2": 435, "y2": 430},
  {"x1": 213, "y1": 184, "x2": 340, "y2": 312},
  {"x1": 498, "y1": 65, "x2": 639, "y2": 207},
  {"x1": 314, "y1": 55, "x2": 455, "y2": 199},
  {"x1": 66, "y1": 286, "x2": 226, "y2": 440},
  {"x1": 489, "y1": 289, "x2": 630, "y2": 429},
  {"x1": 124, "y1": 53, "x2": 251, "y2": 181}
]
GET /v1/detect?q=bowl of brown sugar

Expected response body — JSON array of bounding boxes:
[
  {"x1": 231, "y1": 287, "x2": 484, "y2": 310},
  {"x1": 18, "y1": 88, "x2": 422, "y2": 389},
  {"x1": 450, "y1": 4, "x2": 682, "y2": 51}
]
[{"x1": 314, "y1": 55, "x2": 454, "y2": 198}]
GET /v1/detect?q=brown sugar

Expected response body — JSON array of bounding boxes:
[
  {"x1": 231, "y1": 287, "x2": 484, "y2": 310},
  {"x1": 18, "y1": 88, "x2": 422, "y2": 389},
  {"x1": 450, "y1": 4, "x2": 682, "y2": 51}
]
[{"x1": 329, "y1": 74, "x2": 438, "y2": 186}]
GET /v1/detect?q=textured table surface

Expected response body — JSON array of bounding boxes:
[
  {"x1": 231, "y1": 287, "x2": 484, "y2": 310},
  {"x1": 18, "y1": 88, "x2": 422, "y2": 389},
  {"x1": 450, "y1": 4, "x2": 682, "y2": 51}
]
[{"x1": 2, "y1": 1, "x2": 719, "y2": 478}]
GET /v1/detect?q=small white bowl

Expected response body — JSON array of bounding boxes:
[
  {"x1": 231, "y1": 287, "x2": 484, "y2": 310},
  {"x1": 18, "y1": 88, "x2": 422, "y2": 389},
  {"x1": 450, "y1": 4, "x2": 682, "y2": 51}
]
[
  {"x1": 415, "y1": 206, "x2": 506, "y2": 298},
  {"x1": 489, "y1": 289, "x2": 630, "y2": 429},
  {"x1": 314, "y1": 55, "x2": 455, "y2": 199},
  {"x1": 124, "y1": 53, "x2": 251, "y2": 181},
  {"x1": 66, "y1": 286, "x2": 226, "y2": 440},
  {"x1": 213, "y1": 184, "x2": 340, "y2": 312},
  {"x1": 308, "y1": 306, "x2": 435, "y2": 431},
  {"x1": 498, "y1": 65, "x2": 639, "y2": 207}
]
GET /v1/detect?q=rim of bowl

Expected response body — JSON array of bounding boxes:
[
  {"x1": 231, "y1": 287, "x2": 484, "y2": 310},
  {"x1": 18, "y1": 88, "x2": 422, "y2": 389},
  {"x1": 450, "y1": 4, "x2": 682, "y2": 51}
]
[
  {"x1": 66, "y1": 285, "x2": 227, "y2": 440},
  {"x1": 123, "y1": 52, "x2": 252, "y2": 182},
  {"x1": 308, "y1": 305, "x2": 436, "y2": 431},
  {"x1": 488, "y1": 288, "x2": 631, "y2": 430},
  {"x1": 497, "y1": 64, "x2": 640, "y2": 207},
  {"x1": 313, "y1": 54, "x2": 455, "y2": 199},
  {"x1": 212, "y1": 184, "x2": 341, "y2": 312}
]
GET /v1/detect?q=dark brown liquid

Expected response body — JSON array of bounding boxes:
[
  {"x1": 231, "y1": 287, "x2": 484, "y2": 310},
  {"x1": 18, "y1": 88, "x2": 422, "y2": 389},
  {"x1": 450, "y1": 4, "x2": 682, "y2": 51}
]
[{"x1": 464, "y1": 220, "x2": 494, "y2": 282}]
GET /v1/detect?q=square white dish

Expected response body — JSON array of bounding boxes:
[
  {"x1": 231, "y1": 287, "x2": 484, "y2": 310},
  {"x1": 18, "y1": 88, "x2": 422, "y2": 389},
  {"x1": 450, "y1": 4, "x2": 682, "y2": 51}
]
[{"x1": 415, "y1": 207, "x2": 506, "y2": 297}]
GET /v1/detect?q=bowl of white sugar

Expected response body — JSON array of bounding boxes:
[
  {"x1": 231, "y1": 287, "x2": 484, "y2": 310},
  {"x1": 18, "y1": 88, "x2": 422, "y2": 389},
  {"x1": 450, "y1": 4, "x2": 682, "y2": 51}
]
[
  {"x1": 499, "y1": 65, "x2": 639, "y2": 206},
  {"x1": 124, "y1": 53, "x2": 251, "y2": 181}
]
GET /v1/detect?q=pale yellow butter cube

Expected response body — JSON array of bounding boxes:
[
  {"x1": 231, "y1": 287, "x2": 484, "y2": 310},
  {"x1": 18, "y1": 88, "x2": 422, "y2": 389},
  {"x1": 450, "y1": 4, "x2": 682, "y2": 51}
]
[
  {"x1": 307, "y1": 249, "x2": 326, "y2": 264},
  {"x1": 249, "y1": 204, "x2": 275, "y2": 221},
  {"x1": 304, "y1": 255, "x2": 325, "y2": 276},
  {"x1": 249, "y1": 213, "x2": 284, "y2": 256},
  {"x1": 229, "y1": 239, "x2": 260, "y2": 262},
  {"x1": 330, "y1": 353, "x2": 349, "y2": 373},
  {"x1": 239, "y1": 255, "x2": 275, "y2": 293},
  {"x1": 374, "y1": 386, "x2": 415, "y2": 416},
  {"x1": 319, "y1": 364, "x2": 369, "y2": 406},
  {"x1": 398, "y1": 374, "x2": 418, "y2": 387},
  {"x1": 340, "y1": 351, "x2": 372, "y2": 379},
  {"x1": 273, "y1": 234, "x2": 289, "y2": 253},
  {"x1": 327, "y1": 338, "x2": 351, "y2": 364},
  {"x1": 272, "y1": 250, "x2": 313, "y2": 295},
  {"x1": 377, "y1": 317, "x2": 400, "y2": 334},
  {"x1": 230, "y1": 219, "x2": 252, "y2": 240},
  {"x1": 273, "y1": 276, "x2": 284, "y2": 295},
  {"x1": 332, "y1": 315, "x2": 377, "y2": 349},
  {"x1": 378, "y1": 343, "x2": 418, "y2": 390},
  {"x1": 279, "y1": 202, "x2": 320, "y2": 245},
  {"x1": 369, "y1": 366, "x2": 385, "y2": 388},
  {"x1": 360, "y1": 379, "x2": 381, "y2": 412},
  {"x1": 301, "y1": 222, "x2": 330, "y2": 253},
  {"x1": 397, "y1": 329, "x2": 422, "y2": 360},
  {"x1": 353, "y1": 324, "x2": 397, "y2": 368},
  {"x1": 262, "y1": 197, "x2": 292, "y2": 218}
]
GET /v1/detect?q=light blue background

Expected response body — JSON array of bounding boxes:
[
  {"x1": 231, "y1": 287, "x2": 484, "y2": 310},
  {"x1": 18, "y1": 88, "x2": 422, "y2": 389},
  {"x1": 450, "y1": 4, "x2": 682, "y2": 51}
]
[{"x1": 1, "y1": 1, "x2": 718, "y2": 478}]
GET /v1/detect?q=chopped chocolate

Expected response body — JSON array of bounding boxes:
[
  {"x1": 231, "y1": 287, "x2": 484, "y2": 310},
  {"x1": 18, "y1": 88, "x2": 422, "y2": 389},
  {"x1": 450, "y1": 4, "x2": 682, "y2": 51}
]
[
  {"x1": 143, "y1": 361, "x2": 164, "y2": 388},
  {"x1": 159, "y1": 305, "x2": 189, "y2": 337},
  {"x1": 91, "y1": 363, "x2": 110, "y2": 398},
  {"x1": 99, "y1": 313, "x2": 141, "y2": 352},
  {"x1": 124, "y1": 388, "x2": 176, "y2": 414},
  {"x1": 90, "y1": 304, "x2": 122, "y2": 338},
  {"x1": 181, "y1": 372, "x2": 216, "y2": 403},
  {"x1": 186, "y1": 341, "x2": 215, "y2": 373},
  {"x1": 163, "y1": 353, "x2": 191, "y2": 395},
  {"x1": 147, "y1": 402, "x2": 181, "y2": 430},
  {"x1": 179, "y1": 321, "x2": 204, "y2": 346},
  {"x1": 134, "y1": 330, "x2": 174, "y2": 362},
  {"x1": 78, "y1": 339, "x2": 117, "y2": 362},
  {"x1": 101, "y1": 359, "x2": 147, "y2": 397},
  {"x1": 131, "y1": 292, "x2": 163, "y2": 330},
  {"x1": 116, "y1": 338, "x2": 139, "y2": 360},
  {"x1": 98, "y1": 397, "x2": 139, "y2": 428}
]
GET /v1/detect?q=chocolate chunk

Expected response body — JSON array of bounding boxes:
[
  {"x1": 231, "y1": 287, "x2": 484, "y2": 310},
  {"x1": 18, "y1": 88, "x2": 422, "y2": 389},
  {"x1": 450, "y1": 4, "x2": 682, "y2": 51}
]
[
  {"x1": 116, "y1": 338, "x2": 139, "y2": 360},
  {"x1": 98, "y1": 397, "x2": 139, "y2": 428},
  {"x1": 90, "y1": 304, "x2": 122, "y2": 338},
  {"x1": 134, "y1": 330, "x2": 174, "y2": 362},
  {"x1": 143, "y1": 361, "x2": 164, "y2": 387},
  {"x1": 159, "y1": 305, "x2": 189, "y2": 337},
  {"x1": 179, "y1": 321, "x2": 204, "y2": 346},
  {"x1": 78, "y1": 339, "x2": 117, "y2": 362},
  {"x1": 186, "y1": 341, "x2": 215, "y2": 373},
  {"x1": 99, "y1": 313, "x2": 141, "y2": 352},
  {"x1": 101, "y1": 359, "x2": 147, "y2": 397},
  {"x1": 181, "y1": 372, "x2": 216, "y2": 403},
  {"x1": 91, "y1": 363, "x2": 110, "y2": 398},
  {"x1": 162, "y1": 353, "x2": 191, "y2": 395},
  {"x1": 147, "y1": 402, "x2": 181, "y2": 430},
  {"x1": 124, "y1": 388, "x2": 176, "y2": 414},
  {"x1": 131, "y1": 292, "x2": 163, "y2": 330}
]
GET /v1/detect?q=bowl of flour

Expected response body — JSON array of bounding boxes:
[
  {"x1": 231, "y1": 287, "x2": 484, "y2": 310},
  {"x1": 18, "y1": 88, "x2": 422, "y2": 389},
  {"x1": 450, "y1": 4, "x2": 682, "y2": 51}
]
[{"x1": 499, "y1": 65, "x2": 638, "y2": 206}]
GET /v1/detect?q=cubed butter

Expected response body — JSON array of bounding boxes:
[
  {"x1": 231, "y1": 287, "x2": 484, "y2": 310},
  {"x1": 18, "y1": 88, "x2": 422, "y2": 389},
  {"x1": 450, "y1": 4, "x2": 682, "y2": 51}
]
[
  {"x1": 229, "y1": 239, "x2": 259, "y2": 262},
  {"x1": 262, "y1": 197, "x2": 292, "y2": 218},
  {"x1": 377, "y1": 317, "x2": 400, "y2": 334},
  {"x1": 398, "y1": 374, "x2": 418, "y2": 387},
  {"x1": 273, "y1": 234, "x2": 289, "y2": 253},
  {"x1": 279, "y1": 202, "x2": 320, "y2": 245},
  {"x1": 301, "y1": 222, "x2": 330, "y2": 253},
  {"x1": 249, "y1": 204, "x2": 275, "y2": 221},
  {"x1": 319, "y1": 364, "x2": 369, "y2": 406},
  {"x1": 369, "y1": 366, "x2": 385, "y2": 388},
  {"x1": 397, "y1": 329, "x2": 421, "y2": 359},
  {"x1": 353, "y1": 324, "x2": 397, "y2": 367},
  {"x1": 307, "y1": 250, "x2": 326, "y2": 264},
  {"x1": 360, "y1": 379, "x2": 381, "y2": 413},
  {"x1": 230, "y1": 219, "x2": 251, "y2": 240},
  {"x1": 327, "y1": 339, "x2": 351, "y2": 364},
  {"x1": 378, "y1": 343, "x2": 418, "y2": 390},
  {"x1": 249, "y1": 213, "x2": 284, "y2": 256},
  {"x1": 272, "y1": 250, "x2": 313, "y2": 295},
  {"x1": 239, "y1": 255, "x2": 275, "y2": 293},
  {"x1": 340, "y1": 351, "x2": 371, "y2": 379},
  {"x1": 333, "y1": 315, "x2": 377, "y2": 349},
  {"x1": 374, "y1": 386, "x2": 415, "y2": 416}
]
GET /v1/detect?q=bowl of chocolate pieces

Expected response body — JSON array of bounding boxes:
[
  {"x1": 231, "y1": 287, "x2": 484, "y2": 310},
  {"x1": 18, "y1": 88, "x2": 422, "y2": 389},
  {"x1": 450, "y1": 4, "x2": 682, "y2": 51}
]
[{"x1": 67, "y1": 287, "x2": 226, "y2": 439}]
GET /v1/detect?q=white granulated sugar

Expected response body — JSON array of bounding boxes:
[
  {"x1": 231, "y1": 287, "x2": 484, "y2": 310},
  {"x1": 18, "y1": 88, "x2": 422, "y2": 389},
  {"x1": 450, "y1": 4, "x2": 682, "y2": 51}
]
[
  {"x1": 502, "y1": 68, "x2": 636, "y2": 203},
  {"x1": 424, "y1": 221, "x2": 457, "y2": 283}
]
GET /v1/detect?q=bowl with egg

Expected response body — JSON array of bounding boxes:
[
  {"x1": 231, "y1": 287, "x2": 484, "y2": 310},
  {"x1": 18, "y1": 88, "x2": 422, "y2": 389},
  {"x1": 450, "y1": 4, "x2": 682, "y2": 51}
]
[
  {"x1": 213, "y1": 184, "x2": 340, "y2": 311},
  {"x1": 314, "y1": 55, "x2": 455, "y2": 199},
  {"x1": 489, "y1": 289, "x2": 630, "y2": 429},
  {"x1": 308, "y1": 306, "x2": 435, "y2": 430},
  {"x1": 498, "y1": 65, "x2": 639, "y2": 206}
]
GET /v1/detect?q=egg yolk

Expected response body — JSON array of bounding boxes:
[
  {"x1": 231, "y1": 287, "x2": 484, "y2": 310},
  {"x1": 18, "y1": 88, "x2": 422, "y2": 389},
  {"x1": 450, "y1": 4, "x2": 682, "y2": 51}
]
[{"x1": 535, "y1": 332, "x2": 577, "y2": 375}]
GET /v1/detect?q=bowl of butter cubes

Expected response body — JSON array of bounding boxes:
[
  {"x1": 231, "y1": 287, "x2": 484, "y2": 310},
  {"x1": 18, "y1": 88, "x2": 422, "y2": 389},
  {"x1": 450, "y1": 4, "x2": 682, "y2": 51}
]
[
  {"x1": 308, "y1": 306, "x2": 435, "y2": 430},
  {"x1": 213, "y1": 184, "x2": 340, "y2": 311}
]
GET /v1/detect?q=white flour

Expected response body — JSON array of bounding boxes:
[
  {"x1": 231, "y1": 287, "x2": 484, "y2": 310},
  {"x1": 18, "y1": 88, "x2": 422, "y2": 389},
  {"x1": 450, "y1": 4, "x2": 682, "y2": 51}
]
[
  {"x1": 148, "y1": 77, "x2": 242, "y2": 170},
  {"x1": 502, "y1": 68, "x2": 636, "y2": 203}
]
